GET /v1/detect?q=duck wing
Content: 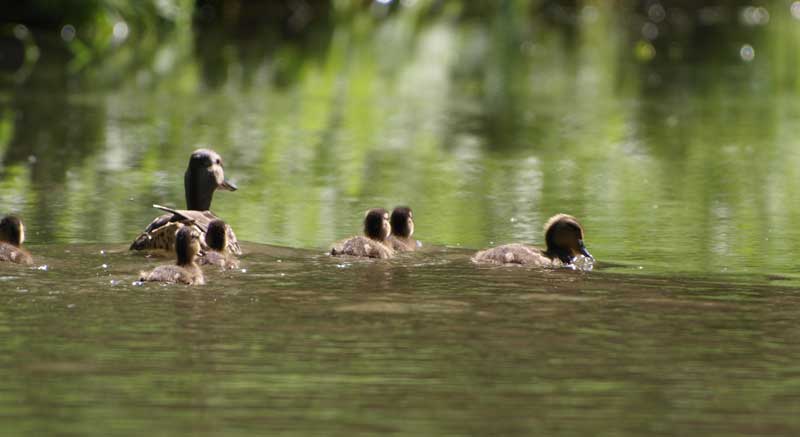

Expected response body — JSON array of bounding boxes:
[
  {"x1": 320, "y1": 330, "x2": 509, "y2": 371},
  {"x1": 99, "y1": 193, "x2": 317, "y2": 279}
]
[
  {"x1": 130, "y1": 218, "x2": 192, "y2": 252},
  {"x1": 150, "y1": 205, "x2": 242, "y2": 255}
]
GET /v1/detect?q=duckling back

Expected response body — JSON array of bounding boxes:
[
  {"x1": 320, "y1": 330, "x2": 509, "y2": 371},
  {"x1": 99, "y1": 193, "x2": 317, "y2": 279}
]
[
  {"x1": 199, "y1": 250, "x2": 240, "y2": 270},
  {"x1": 0, "y1": 242, "x2": 33, "y2": 265},
  {"x1": 387, "y1": 235, "x2": 419, "y2": 252},
  {"x1": 331, "y1": 236, "x2": 394, "y2": 259},
  {"x1": 472, "y1": 243, "x2": 557, "y2": 266},
  {"x1": 140, "y1": 264, "x2": 204, "y2": 285}
]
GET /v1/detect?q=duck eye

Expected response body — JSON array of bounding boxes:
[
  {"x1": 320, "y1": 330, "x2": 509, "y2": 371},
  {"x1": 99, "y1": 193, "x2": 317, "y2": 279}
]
[{"x1": 215, "y1": 159, "x2": 221, "y2": 165}]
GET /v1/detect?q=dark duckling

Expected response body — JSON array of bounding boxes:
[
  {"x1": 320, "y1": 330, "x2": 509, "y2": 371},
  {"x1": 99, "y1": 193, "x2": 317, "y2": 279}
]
[
  {"x1": 199, "y1": 219, "x2": 240, "y2": 270},
  {"x1": 331, "y1": 208, "x2": 394, "y2": 259},
  {"x1": 472, "y1": 214, "x2": 593, "y2": 267},
  {"x1": 0, "y1": 215, "x2": 33, "y2": 265},
  {"x1": 130, "y1": 149, "x2": 241, "y2": 255},
  {"x1": 387, "y1": 206, "x2": 420, "y2": 252},
  {"x1": 139, "y1": 226, "x2": 204, "y2": 285}
]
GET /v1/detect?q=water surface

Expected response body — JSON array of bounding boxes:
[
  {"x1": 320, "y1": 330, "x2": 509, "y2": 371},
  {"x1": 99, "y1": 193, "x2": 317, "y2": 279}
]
[{"x1": 3, "y1": 4, "x2": 800, "y2": 435}]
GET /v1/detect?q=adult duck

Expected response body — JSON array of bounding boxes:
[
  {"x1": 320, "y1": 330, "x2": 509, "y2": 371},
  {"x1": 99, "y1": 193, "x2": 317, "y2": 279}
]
[{"x1": 130, "y1": 149, "x2": 241, "y2": 255}]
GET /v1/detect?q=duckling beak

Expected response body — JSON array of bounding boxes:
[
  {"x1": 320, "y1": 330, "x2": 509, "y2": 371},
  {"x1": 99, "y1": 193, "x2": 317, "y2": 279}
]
[
  {"x1": 578, "y1": 240, "x2": 593, "y2": 260},
  {"x1": 219, "y1": 179, "x2": 238, "y2": 191}
]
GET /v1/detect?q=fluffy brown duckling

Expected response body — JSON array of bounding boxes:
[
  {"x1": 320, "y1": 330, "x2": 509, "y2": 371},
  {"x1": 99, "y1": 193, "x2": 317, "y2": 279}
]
[
  {"x1": 199, "y1": 219, "x2": 239, "y2": 269},
  {"x1": 0, "y1": 215, "x2": 33, "y2": 265},
  {"x1": 330, "y1": 208, "x2": 394, "y2": 259},
  {"x1": 139, "y1": 226, "x2": 205, "y2": 285},
  {"x1": 472, "y1": 214, "x2": 593, "y2": 268},
  {"x1": 131, "y1": 149, "x2": 241, "y2": 255},
  {"x1": 387, "y1": 206, "x2": 420, "y2": 252}
]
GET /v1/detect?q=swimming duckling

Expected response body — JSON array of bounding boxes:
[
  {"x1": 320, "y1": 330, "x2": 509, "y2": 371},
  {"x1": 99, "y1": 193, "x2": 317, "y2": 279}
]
[
  {"x1": 130, "y1": 149, "x2": 241, "y2": 255},
  {"x1": 199, "y1": 219, "x2": 239, "y2": 269},
  {"x1": 472, "y1": 214, "x2": 593, "y2": 267},
  {"x1": 387, "y1": 206, "x2": 420, "y2": 252},
  {"x1": 139, "y1": 226, "x2": 204, "y2": 285},
  {"x1": 0, "y1": 215, "x2": 32, "y2": 265},
  {"x1": 330, "y1": 208, "x2": 394, "y2": 259}
]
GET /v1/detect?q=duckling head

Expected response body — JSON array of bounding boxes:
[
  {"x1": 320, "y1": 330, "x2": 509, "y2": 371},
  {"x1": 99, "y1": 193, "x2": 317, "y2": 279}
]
[
  {"x1": 0, "y1": 215, "x2": 25, "y2": 247},
  {"x1": 205, "y1": 219, "x2": 228, "y2": 252},
  {"x1": 185, "y1": 149, "x2": 238, "y2": 211},
  {"x1": 390, "y1": 206, "x2": 414, "y2": 238},
  {"x1": 544, "y1": 214, "x2": 592, "y2": 264},
  {"x1": 364, "y1": 208, "x2": 391, "y2": 241},
  {"x1": 175, "y1": 226, "x2": 201, "y2": 265}
]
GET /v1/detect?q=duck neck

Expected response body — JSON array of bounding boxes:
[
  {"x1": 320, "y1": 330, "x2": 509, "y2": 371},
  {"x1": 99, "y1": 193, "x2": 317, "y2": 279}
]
[{"x1": 185, "y1": 171, "x2": 214, "y2": 211}]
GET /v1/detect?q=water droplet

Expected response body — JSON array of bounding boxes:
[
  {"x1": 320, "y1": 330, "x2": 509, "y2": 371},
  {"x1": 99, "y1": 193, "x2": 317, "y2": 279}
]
[
  {"x1": 101, "y1": 264, "x2": 108, "y2": 269},
  {"x1": 36, "y1": 265, "x2": 48, "y2": 271},
  {"x1": 100, "y1": 250, "x2": 106, "y2": 255},
  {"x1": 509, "y1": 217, "x2": 517, "y2": 223},
  {"x1": 67, "y1": 304, "x2": 76, "y2": 309},
  {"x1": 277, "y1": 259, "x2": 282, "y2": 263},
  {"x1": 60, "y1": 24, "x2": 76, "y2": 42},
  {"x1": 280, "y1": 273, "x2": 286, "y2": 277},
  {"x1": 112, "y1": 21, "x2": 129, "y2": 43},
  {"x1": 635, "y1": 40, "x2": 656, "y2": 62},
  {"x1": 240, "y1": 268, "x2": 248, "y2": 273},
  {"x1": 132, "y1": 281, "x2": 144, "y2": 287},
  {"x1": 648, "y1": 3, "x2": 666, "y2": 22},
  {"x1": 13, "y1": 24, "x2": 29, "y2": 40},
  {"x1": 642, "y1": 22, "x2": 659, "y2": 40},
  {"x1": 740, "y1": 44, "x2": 755, "y2": 62}
]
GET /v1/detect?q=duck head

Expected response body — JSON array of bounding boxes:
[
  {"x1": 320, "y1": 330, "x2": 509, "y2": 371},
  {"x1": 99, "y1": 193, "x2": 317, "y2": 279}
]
[
  {"x1": 175, "y1": 226, "x2": 201, "y2": 266},
  {"x1": 364, "y1": 208, "x2": 391, "y2": 241},
  {"x1": 185, "y1": 149, "x2": 237, "y2": 211},
  {"x1": 205, "y1": 219, "x2": 228, "y2": 252},
  {"x1": 390, "y1": 206, "x2": 414, "y2": 238},
  {"x1": 0, "y1": 215, "x2": 25, "y2": 247},
  {"x1": 544, "y1": 214, "x2": 592, "y2": 264}
]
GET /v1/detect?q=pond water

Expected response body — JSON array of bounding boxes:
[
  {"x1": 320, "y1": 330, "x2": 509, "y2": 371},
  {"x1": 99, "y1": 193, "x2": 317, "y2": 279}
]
[{"x1": 3, "y1": 7, "x2": 800, "y2": 436}]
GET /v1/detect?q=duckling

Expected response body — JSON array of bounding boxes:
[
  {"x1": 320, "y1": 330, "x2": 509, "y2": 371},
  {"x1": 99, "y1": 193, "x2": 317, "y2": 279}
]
[
  {"x1": 387, "y1": 206, "x2": 420, "y2": 252},
  {"x1": 331, "y1": 208, "x2": 394, "y2": 259},
  {"x1": 472, "y1": 214, "x2": 593, "y2": 267},
  {"x1": 139, "y1": 226, "x2": 204, "y2": 285},
  {"x1": 0, "y1": 215, "x2": 32, "y2": 265},
  {"x1": 130, "y1": 149, "x2": 241, "y2": 255},
  {"x1": 199, "y1": 219, "x2": 240, "y2": 269}
]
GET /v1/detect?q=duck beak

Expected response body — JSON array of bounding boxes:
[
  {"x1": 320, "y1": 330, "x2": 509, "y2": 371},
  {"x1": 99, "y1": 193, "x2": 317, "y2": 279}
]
[
  {"x1": 578, "y1": 240, "x2": 593, "y2": 260},
  {"x1": 220, "y1": 179, "x2": 238, "y2": 191}
]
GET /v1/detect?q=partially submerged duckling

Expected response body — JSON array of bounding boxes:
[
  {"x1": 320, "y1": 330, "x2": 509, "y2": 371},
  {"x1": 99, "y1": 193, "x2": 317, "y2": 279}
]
[
  {"x1": 331, "y1": 208, "x2": 394, "y2": 259},
  {"x1": 0, "y1": 215, "x2": 32, "y2": 265},
  {"x1": 472, "y1": 214, "x2": 593, "y2": 268},
  {"x1": 387, "y1": 206, "x2": 420, "y2": 252},
  {"x1": 139, "y1": 226, "x2": 204, "y2": 285},
  {"x1": 199, "y1": 219, "x2": 239, "y2": 269},
  {"x1": 131, "y1": 149, "x2": 241, "y2": 255}
]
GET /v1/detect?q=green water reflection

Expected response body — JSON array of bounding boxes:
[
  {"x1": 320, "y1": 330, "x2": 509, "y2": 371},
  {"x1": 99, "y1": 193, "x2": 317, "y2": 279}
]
[{"x1": 3, "y1": 1, "x2": 800, "y2": 435}]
